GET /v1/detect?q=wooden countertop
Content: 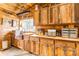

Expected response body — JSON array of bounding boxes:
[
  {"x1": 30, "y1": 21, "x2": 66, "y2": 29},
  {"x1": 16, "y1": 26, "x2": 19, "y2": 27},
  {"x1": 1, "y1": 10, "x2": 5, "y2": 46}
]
[
  {"x1": 23, "y1": 33, "x2": 34, "y2": 36},
  {"x1": 31, "y1": 34, "x2": 79, "y2": 42}
]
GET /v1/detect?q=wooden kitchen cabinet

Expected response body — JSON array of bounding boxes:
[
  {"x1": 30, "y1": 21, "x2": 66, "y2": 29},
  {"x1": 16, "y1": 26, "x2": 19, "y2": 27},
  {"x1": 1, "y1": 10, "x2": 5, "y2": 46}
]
[
  {"x1": 64, "y1": 41, "x2": 76, "y2": 56},
  {"x1": 40, "y1": 38, "x2": 54, "y2": 56},
  {"x1": 47, "y1": 39, "x2": 54, "y2": 56},
  {"x1": 30, "y1": 36, "x2": 35, "y2": 53},
  {"x1": 59, "y1": 4, "x2": 73, "y2": 24},
  {"x1": 18, "y1": 39, "x2": 24, "y2": 50},
  {"x1": 30, "y1": 36, "x2": 40, "y2": 55},
  {"x1": 55, "y1": 40, "x2": 76, "y2": 56},
  {"x1": 33, "y1": 10, "x2": 40, "y2": 25},
  {"x1": 13, "y1": 39, "x2": 18, "y2": 47},
  {"x1": 40, "y1": 7, "x2": 49, "y2": 25},
  {"x1": 76, "y1": 42, "x2": 79, "y2": 56},
  {"x1": 24, "y1": 35, "x2": 30, "y2": 52},
  {"x1": 55, "y1": 40, "x2": 65, "y2": 56},
  {"x1": 49, "y1": 5, "x2": 59, "y2": 24},
  {"x1": 34, "y1": 37, "x2": 40, "y2": 55},
  {"x1": 40, "y1": 38, "x2": 48, "y2": 56}
]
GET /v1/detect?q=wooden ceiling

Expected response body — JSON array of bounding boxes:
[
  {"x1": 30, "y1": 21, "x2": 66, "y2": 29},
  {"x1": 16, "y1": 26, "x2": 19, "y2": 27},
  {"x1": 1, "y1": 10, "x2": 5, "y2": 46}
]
[
  {"x1": 0, "y1": 3, "x2": 34, "y2": 19},
  {"x1": 0, "y1": 3, "x2": 56, "y2": 20}
]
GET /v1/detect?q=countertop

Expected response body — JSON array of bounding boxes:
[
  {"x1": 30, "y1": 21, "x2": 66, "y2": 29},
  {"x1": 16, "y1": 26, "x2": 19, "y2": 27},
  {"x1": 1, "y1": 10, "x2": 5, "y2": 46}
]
[{"x1": 30, "y1": 34, "x2": 79, "y2": 42}]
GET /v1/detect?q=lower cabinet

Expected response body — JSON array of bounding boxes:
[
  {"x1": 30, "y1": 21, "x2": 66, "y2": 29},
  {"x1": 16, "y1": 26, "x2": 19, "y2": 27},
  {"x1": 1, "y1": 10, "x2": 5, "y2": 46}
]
[
  {"x1": 55, "y1": 40, "x2": 76, "y2": 56},
  {"x1": 55, "y1": 40, "x2": 65, "y2": 56},
  {"x1": 30, "y1": 36, "x2": 40, "y2": 55},
  {"x1": 40, "y1": 38, "x2": 47, "y2": 56},
  {"x1": 34, "y1": 37, "x2": 40, "y2": 55},
  {"x1": 12, "y1": 35, "x2": 78, "y2": 56},
  {"x1": 13, "y1": 39, "x2": 18, "y2": 47},
  {"x1": 40, "y1": 38, "x2": 54, "y2": 56},
  {"x1": 47, "y1": 39, "x2": 54, "y2": 56},
  {"x1": 76, "y1": 42, "x2": 79, "y2": 56},
  {"x1": 64, "y1": 41, "x2": 76, "y2": 56},
  {"x1": 18, "y1": 39, "x2": 24, "y2": 50},
  {"x1": 24, "y1": 35, "x2": 30, "y2": 52}
]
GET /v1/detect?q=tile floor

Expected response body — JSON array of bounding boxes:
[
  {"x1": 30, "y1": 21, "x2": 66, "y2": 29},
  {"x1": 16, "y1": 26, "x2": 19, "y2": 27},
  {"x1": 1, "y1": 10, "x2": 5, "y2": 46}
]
[{"x1": 0, "y1": 47, "x2": 35, "y2": 56}]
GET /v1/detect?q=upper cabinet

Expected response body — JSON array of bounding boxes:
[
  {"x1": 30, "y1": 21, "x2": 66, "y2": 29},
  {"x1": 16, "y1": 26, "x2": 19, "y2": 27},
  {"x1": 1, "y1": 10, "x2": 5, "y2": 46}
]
[
  {"x1": 59, "y1": 4, "x2": 74, "y2": 24},
  {"x1": 40, "y1": 7, "x2": 49, "y2": 25},
  {"x1": 33, "y1": 10, "x2": 40, "y2": 26},
  {"x1": 33, "y1": 4, "x2": 79, "y2": 26},
  {"x1": 49, "y1": 5, "x2": 59, "y2": 24}
]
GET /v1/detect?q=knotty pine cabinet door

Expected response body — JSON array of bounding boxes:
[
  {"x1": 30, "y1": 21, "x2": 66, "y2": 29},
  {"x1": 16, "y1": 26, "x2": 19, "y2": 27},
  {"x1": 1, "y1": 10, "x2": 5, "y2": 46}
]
[
  {"x1": 64, "y1": 41, "x2": 76, "y2": 56},
  {"x1": 18, "y1": 40, "x2": 24, "y2": 50},
  {"x1": 55, "y1": 40, "x2": 65, "y2": 56},
  {"x1": 59, "y1": 4, "x2": 73, "y2": 24},
  {"x1": 47, "y1": 39, "x2": 54, "y2": 56},
  {"x1": 33, "y1": 10, "x2": 40, "y2": 25},
  {"x1": 13, "y1": 39, "x2": 18, "y2": 47},
  {"x1": 30, "y1": 37, "x2": 35, "y2": 53},
  {"x1": 40, "y1": 38, "x2": 48, "y2": 56},
  {"x1": 76, "y1": 42, "x2": 79, "y2": 56},
  {"x1": 40, "y1": 7, "x2": 49, "y2": 25},
  {"x1": 40, "y1": 38, "x2": 54, "y2": 56},
  {"x1": 55, "y1": 40, "x2": 76, "y2": 56},
  {"x1": 34, "y1": 37, "x2": 40, "y2": 55},
  {"x1": 24, "y1": 35, "x2": 30, "y2": 51},
  {"x1": 30, "y1": 36, "x2": 40, "y2": 55},
  {"x1": 49, "y1": 6, "x2": 59, "y2": 24}
]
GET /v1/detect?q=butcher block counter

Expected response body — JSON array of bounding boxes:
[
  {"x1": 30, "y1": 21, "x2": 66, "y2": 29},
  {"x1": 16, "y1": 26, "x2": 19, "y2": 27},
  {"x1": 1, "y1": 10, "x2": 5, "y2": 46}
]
[
  {"x1": 13, "y1": 33, "x2": 79, "y2": 56},
  {"x1": 28, "y1": 34, "x2": 79, "y2": 56},
  {"x1": 31, "y1": 34, "x2": 79, "y2": 42}
]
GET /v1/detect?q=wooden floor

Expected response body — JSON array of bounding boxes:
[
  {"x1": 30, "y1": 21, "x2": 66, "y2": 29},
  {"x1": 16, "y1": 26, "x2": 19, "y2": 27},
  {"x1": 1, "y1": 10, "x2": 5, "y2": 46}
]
[{"x1": 0, "y1": 47, "x2": 35, "y2": 56}]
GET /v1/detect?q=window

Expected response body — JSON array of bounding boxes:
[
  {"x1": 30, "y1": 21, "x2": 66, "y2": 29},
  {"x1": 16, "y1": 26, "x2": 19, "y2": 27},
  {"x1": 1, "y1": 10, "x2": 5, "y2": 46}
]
[{"x1": 21, "y1": 18, "x2": 35, "y2": 32}]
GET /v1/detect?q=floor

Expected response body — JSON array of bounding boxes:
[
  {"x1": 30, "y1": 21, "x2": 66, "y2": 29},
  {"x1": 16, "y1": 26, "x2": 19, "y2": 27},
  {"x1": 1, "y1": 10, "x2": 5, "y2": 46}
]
[{"x1": 0, "y1": 47, "x2": 35, "y2": 56}]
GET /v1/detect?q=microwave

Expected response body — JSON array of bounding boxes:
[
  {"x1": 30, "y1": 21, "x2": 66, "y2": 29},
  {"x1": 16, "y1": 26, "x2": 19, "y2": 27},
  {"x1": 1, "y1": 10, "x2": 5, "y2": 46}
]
[
  {"x1": 48, "y1": 29, "x2": 56, "y2": 37},
  {"x1": 62, "y1": 28, "x2": 70, "y2": 38}
]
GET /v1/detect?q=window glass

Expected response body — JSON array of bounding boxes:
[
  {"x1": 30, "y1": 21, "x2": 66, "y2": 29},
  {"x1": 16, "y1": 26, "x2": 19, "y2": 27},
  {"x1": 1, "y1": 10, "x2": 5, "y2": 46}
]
[{"x1": 21, "y1": 18, "x2": 35, "y2": 32}]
